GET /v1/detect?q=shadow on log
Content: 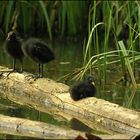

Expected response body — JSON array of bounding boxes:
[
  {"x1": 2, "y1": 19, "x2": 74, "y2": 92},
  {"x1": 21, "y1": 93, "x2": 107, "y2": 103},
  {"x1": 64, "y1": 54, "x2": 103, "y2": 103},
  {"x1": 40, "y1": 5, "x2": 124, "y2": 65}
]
[{"x1": 0, "y1": 66, "x2": 140, "y2": 138}]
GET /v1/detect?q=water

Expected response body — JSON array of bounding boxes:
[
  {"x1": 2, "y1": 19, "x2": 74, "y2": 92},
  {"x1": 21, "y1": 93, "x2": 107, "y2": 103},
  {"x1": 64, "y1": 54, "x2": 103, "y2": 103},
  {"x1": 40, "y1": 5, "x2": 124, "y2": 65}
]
[
  {"x1": 1, "y1": 40, "x2": 83, "y2": 80},
  {"x1": 0, "y1": 39, "x2": 140, "y2": 138}
]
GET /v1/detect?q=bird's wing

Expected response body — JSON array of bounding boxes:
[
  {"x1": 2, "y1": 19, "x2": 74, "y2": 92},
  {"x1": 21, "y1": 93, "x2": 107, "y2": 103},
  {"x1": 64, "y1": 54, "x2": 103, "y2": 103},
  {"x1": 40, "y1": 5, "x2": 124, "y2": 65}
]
[{"x1": 35, "y1": 43, "x2": 54, "y2": 59}]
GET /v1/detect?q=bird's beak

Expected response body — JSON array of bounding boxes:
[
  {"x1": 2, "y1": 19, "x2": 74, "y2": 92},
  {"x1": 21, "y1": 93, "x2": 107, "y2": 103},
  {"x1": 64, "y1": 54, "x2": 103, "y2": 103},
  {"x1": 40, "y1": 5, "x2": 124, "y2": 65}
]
[
  {"x1": 6, "y1": 34, "x2": 10, "y2": 40},
  {"x1": 92, "y1": 82, "x2": 95, "y2": 85}
]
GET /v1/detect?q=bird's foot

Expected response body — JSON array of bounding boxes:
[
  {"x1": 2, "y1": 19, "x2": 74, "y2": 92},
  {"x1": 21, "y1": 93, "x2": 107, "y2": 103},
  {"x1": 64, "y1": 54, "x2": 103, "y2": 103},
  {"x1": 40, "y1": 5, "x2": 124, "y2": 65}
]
[
  {"x1": 25, "y1": 74, "x2": 41, "y2": 81},
  {"x1": 25, "y1": 74, "x2": 35, "y2": 81},
  {"x1": 33, "y1": 74, "x2": 43, "y2": 79},
  {"x1": 0, "y1": 68, "x2": 14, "y2": 79},
  {"x1": 5, "y1": 69, "x2": 17, "y2": 77}
]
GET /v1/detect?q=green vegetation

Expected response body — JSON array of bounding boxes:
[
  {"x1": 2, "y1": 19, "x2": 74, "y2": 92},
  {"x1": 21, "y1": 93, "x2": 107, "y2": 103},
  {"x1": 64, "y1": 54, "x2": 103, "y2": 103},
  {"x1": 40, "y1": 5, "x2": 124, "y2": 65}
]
[
  {"x1": 1, "y1": 1, "x2": 140, "y2": 138},
  {"x1": 1, "y1": 1, "x2": 140, "y2": 89},
  {"x1": 0, "y1": 1, "x2": 87, "y2": 39},
  {"x1": 71, "y1": 1, "x2": 140, "y2": 90},
  {"x1": 0, "y1": 1, "x2": 139, "y2": 39}
]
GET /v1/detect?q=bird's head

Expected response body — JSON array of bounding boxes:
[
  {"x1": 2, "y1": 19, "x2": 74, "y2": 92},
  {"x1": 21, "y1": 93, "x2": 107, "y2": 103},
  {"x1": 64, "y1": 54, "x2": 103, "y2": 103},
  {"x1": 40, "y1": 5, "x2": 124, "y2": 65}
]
[
  {"x1": 86, "y1": 76, "x2": 95, "y2": 85},
  {"x1": 6, "y1": 31, "x2": 16, "y2": 40}
]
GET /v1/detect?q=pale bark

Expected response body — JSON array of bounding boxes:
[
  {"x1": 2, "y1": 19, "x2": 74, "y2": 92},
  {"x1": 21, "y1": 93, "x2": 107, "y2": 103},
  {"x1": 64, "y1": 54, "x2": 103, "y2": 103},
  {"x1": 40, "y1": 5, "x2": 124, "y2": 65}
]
[
  {"x1": 0, "y1": 114, "x2": 138, "y2": 139},
  {"x1": 0, "y1": 114, "x2": 86, "y2": 139}
]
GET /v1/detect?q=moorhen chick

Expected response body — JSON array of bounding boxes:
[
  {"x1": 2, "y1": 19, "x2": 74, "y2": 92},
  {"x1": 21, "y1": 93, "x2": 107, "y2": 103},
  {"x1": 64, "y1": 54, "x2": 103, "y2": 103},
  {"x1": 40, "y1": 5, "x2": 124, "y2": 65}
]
[
  {"x1": 70, "y1": 76, "x2": 96, "y2": 101},
  {"x1": 4, "y1": 31, "x2": 24, "y2": 72},
  {"x1": 22, "y1": 38, "x2": 55, "y2": 78}
]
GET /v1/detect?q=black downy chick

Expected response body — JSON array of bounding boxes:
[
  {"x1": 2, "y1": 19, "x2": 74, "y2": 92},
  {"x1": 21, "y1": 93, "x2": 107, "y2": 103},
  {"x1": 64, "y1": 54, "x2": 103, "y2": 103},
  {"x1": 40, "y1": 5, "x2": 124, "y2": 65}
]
[
  {"x1": 70, "y1": 76, "x2": 96, "y2": 101},
  {"x1": 5, "y1": 31, "x2": 24, "y2": 72},
  {"x1": 22, "y1": 38, "x2": 55, "y2": 78}
]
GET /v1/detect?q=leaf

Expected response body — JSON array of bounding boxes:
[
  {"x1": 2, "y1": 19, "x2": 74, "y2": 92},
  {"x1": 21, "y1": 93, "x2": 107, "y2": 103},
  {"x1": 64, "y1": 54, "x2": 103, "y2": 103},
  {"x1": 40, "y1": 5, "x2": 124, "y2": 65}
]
[
  {"x1": 38, "y1": 1, "x2": 52, "y2": 40},
  {"x1": 5, "y1": 1, "x2": 14, "y2": 32},
  {"x1": 118, "y1": 41, "x2": 137, "y2": 89}
]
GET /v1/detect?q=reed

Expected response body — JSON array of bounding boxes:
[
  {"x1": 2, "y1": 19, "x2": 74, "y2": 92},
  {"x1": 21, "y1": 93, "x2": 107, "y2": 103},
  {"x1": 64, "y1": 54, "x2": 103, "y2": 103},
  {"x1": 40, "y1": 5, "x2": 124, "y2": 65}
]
[
  {"x1": 0, "y1": 1, "x2": 140, "y2": 41},
  {"x1": 0, "y1": 1, "x2": 52, "y2": 39},
  {"x1": 0, "y1": 1, "x2": 88, "y2": 39},
  {"x1": 74, "y1": 1, "x2": 140, "y2": 85},
  {"x1": 118, "y1": 41, "x2": 137, "y2": 88}
]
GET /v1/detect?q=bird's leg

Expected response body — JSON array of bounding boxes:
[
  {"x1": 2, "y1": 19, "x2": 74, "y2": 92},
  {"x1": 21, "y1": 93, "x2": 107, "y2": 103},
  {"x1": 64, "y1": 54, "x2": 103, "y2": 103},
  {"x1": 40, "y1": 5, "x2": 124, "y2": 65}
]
[
  {"x1": 38, "y1": 63, "x2": 43, "y2": 78},
  {"x1": 6, "y1": 59, "x2": 16, "y2": 77},
  {"x1": 13, "y1": 59, "x2": 16, "y2": 71},
  {"x1": 25, "y1": 63, "x2": 41, "y2": 81},
  {"x1": 25, "y1": 63, "x2": 39, "y2": 81},
  {"x1": 38, "y1": 63, "x2": 41, "y2": 77},
  {"x1": 41, "y1": 64, "x2": 43, "y2": 78},
  {"x1": 20, "y1": 59, "x2": 23, "y2": 73},
  {"x1": 25, "y1": 63, "x2": 40, "y2": 80}
]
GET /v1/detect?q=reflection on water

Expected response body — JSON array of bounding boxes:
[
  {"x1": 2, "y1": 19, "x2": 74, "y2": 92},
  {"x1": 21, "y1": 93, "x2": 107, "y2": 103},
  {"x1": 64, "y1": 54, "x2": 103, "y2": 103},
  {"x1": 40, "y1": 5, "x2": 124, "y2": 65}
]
[{"x1": 0, "y1": 39, "x2": 140, "y2": 138}]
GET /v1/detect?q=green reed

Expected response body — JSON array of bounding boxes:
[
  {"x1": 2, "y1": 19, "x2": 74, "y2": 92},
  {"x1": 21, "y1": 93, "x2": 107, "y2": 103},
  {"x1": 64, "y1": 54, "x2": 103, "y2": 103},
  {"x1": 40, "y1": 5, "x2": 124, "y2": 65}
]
[
  {"x1": 83, "y1": 23, "x2": 104, "y2": 78},
  {"x1": 0, "y1": 1, "x2": 53, "y2": 39},
  {"x1": 5, "y1": 1, "x2": 14, "y2": 33},
  {"x1": 79, "y1": 1, "x2": 140, "y2": 81},
  {"x1": 0, "y1": 0, "x2": 87, "y2": 39},
  {"x1": 1, "y1": 1, "x2": 140, "y2": 43},
  {"x1": 118, "y1": 41, "x2": 137, "y2": 88}
]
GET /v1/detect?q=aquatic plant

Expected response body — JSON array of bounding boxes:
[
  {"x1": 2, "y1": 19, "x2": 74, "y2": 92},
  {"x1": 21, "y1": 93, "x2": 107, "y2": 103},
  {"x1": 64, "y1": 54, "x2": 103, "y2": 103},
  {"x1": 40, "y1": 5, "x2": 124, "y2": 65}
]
[{"x1": 70, "y1": 1, "x2": 140, "y2": 87}]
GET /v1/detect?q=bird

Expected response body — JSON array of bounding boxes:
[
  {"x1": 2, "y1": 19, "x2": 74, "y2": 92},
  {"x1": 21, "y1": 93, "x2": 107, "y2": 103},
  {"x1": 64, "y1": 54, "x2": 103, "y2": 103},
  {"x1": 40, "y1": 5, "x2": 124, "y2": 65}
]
[
  {"x1": 4, "y1": 31, "x2": 24, "y2": 72},
  {"x1": 69, "y1": 76, "x2": 96, "y2": 101},
  {"x1": 22, "y1": 38, "x2": 55, "y2": 78}
]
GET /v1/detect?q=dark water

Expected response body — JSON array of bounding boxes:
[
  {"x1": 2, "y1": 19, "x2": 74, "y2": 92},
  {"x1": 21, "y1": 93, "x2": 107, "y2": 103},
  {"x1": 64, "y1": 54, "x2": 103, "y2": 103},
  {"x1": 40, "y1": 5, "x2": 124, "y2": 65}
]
[{"x1": 0, "y1": 39, "x2": 140, "y2": 138}]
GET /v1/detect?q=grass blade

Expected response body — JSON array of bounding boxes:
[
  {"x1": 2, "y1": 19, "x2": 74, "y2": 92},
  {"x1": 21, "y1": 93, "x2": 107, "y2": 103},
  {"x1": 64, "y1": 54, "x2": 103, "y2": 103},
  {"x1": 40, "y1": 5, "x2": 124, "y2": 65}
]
[
  {"x1": 118, "y1": 41, "x2": 137, "y2": 88},
  {"x1": 38, "y1": 1, "x2": 52, "y2": 40},
  {"x1": 84, "y1": 22, "x2": 104, "y2": 64},
  {"x1": 5, "y1": 1, "x2": 14, "y2": 32}
]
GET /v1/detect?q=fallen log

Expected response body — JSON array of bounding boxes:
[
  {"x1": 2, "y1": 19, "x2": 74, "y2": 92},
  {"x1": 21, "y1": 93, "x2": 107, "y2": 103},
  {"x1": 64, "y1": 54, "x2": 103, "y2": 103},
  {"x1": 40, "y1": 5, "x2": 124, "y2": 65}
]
[
  {"x1": 0, "y1": 114, "x2": 138, "y2": 140},
  {"x1": 0, "y1": 114, "x2": 86, "y2": 139},
  {"x1": 0, "y1": 66, "x2": 140, "y2": 136}
]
